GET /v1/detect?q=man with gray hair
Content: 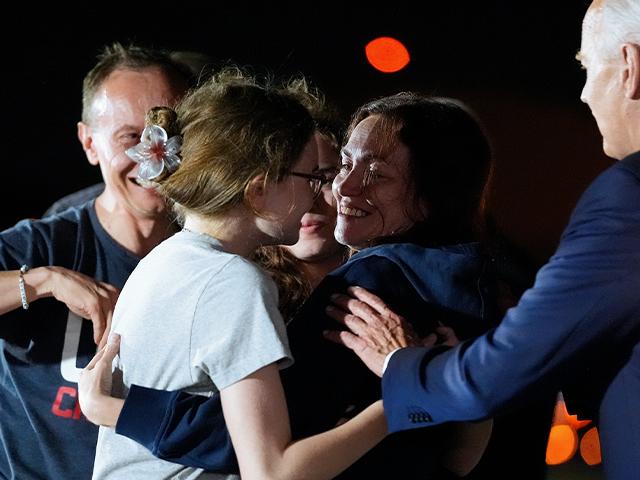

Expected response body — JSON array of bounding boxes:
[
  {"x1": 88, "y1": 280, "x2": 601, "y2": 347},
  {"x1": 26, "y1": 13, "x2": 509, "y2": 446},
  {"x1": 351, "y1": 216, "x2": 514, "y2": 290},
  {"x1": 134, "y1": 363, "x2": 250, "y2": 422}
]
[
  {"x1": 328, "y1": 1, "x2": 640, "y2": 478},
  {"x1": 0, "y1": 43, "x2": 190, "y2": 479}
]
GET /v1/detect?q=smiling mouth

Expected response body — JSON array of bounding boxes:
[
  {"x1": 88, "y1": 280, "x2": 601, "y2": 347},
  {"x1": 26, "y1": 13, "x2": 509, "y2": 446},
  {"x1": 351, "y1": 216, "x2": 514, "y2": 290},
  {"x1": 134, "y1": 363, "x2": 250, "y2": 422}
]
[
  {"x1": 339, "y1": 205, "x2": 368, "y2": 217},
  {"x1": 129, "y1": 177, "x2": 154, "y2": 189}
]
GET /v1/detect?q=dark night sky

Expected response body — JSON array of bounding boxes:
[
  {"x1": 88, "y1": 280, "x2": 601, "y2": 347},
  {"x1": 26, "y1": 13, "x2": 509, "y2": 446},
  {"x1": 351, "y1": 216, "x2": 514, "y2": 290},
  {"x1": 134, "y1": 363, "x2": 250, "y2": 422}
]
[{"x1": 4, "y1": 1, "x2": 609, "y2": 265}]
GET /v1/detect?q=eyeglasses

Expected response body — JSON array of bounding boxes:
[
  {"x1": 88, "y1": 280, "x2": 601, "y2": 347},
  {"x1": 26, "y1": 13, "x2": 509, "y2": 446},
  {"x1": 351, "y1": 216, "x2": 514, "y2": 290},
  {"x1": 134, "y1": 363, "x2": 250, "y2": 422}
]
[{"x1": 290, "y1": 168, "x2": 338, "y2": 198}]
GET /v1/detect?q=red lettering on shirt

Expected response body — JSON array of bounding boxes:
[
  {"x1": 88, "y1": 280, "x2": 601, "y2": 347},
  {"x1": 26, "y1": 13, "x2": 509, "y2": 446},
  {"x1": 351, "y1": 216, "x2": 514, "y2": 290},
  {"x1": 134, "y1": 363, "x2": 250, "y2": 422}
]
[{"x1": 51, "y1": 385, "x2": 83, "y2": 420}]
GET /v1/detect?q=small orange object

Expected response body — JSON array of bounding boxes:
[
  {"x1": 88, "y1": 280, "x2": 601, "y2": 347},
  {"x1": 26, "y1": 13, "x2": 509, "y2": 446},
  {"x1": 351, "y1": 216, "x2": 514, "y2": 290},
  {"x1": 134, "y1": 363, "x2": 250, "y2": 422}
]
[
  {"x1": 546, "y1": 424, "x2": 579, "y2": 465},
  {"x1": 580, "y1": 427, "x2": 602, "y2": 466},
  {"x1": 365, "y1": 37, "x2": 410, "y2": 73},
  {"x1": 546, "y1": 392, "x2": 597, "y2": 466}
]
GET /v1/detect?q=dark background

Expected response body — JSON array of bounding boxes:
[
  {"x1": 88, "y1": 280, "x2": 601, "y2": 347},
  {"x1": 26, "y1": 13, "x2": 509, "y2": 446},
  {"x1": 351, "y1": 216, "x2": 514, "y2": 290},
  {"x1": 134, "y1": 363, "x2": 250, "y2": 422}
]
[
  {"x1": 4, "y1": 1, "x2": 609, "y2": 268},
  {"x1": 4, "y1": 2, "x2": 606, "y2": 477}
]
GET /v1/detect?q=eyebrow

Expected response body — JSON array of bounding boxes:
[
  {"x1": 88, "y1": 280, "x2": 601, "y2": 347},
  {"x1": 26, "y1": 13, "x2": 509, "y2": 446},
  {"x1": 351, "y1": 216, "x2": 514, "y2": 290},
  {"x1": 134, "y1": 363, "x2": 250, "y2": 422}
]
[
  {"x1": 340, "y1": 147, "x2": 385, "y2": 163},
  {"x1": 113, "y1": 125, "x2": 141, "y2": 136}
]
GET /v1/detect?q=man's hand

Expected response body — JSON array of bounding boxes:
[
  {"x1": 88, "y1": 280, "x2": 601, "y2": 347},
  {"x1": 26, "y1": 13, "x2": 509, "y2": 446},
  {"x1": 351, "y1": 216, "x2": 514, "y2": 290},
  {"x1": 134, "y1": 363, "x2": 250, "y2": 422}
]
[
  {"x1": 78, "y1": 333, "x2": 124, "y2": 427},
  {"x1": 324, "y1": 286, "x2": 418, "y2": 377},
  {"x1": 44, "y1": 266, "x2": 120, "y2": 348}
]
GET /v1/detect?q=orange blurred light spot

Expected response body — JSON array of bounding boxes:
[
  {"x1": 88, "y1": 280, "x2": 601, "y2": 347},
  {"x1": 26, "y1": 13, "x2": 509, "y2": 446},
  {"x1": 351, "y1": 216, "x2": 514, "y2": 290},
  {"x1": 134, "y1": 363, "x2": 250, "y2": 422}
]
[
  {"x1": 546, "y1": 424, "x2": 578, "y2": 465},
  {"x1": 552, "y1": 394, "x2": 592, "y2": 431},
  {"x1": 580, "y1": 427, "x2": 602, "y2": 466},
  {"x1": 365, "y1": 37, "x2": 410, "y2": 73},
  {"x1": 546, "y1": 392, "x2": 593, "y2": 466}
]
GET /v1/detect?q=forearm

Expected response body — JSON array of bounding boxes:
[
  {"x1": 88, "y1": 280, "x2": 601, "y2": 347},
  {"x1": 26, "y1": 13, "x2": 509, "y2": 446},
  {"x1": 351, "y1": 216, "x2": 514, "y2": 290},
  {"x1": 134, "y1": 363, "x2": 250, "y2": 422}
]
[
  {"x1": 83, "y1": 396, "x2": 124, "y2": 428},
  {"x1": 262, "y1": 401, "x2": 386, "y2": 480},
  {"x1": 0, "y1": 267, "x2": 51, "y2": 315}
]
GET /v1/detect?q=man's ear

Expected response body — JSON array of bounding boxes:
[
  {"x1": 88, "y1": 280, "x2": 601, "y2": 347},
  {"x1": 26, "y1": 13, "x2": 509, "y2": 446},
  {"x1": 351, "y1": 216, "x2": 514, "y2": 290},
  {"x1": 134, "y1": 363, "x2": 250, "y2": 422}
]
[
  {"x1": 77, "y1": 121, "x2": 99, "y2": 166},
  {"x1": 621, "y1": 43, "x2": 640, "y2": 100},
  {"x1": 244, "y1": 173, "x2": 268, "y2": 215}
]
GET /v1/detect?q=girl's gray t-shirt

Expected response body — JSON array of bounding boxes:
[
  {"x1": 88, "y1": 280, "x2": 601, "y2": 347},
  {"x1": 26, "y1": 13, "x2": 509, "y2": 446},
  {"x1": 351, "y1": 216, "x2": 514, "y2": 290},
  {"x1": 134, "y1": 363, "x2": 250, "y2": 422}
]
[{"x1": 93, "y1": 230, "x2": 292, "y2": 479}]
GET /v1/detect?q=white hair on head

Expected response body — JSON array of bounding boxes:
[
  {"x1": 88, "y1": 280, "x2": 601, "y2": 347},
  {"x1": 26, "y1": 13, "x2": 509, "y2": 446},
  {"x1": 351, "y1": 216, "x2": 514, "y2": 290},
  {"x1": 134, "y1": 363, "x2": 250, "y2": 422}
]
[{"x1": 597, "y1": 0, "x2": 640, "y2": 60}]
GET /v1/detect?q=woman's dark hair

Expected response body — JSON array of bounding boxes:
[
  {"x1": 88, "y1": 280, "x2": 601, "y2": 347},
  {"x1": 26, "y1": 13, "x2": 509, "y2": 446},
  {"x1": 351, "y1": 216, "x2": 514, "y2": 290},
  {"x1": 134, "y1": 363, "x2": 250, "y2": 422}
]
[{"x1": 347, "y1": 93, "x2": 492, "y2": 247}]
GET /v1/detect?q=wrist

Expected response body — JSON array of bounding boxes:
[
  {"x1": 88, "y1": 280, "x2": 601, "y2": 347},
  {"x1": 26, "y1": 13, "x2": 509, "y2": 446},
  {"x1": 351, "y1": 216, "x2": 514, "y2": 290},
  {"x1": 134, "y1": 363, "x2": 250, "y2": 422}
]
[
  {"x1": 25, "y1": 266, "x2": 55, "y2": 301},
  {"x1": 84, "y1": 396, "x2": 124, "y2": 428},
  {"x1": 102, "y1": 397, "x2": 125, "y2": 427},
  {"x1": 382, "y1": 348, "x2": 401, "y2": 375}
]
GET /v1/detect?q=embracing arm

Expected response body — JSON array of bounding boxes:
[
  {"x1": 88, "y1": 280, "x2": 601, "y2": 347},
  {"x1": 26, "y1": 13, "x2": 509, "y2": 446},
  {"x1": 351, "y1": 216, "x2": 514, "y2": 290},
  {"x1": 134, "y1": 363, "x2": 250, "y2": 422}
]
[
  {"x1": 117, "y1": 386, "x2": 238, "y2": 472},
  {"x1": 221, "y1": 363, "x2": 386, "y2": 480},
  {"x1": 79, "y1": 334, "x2": 239, "y2": 472},
  {"x1": 324, "y1": 256, "x2": 496, "y2": 475},
  {"x1": 79, "y1": 344, "x2": 386, "y2": 479}
]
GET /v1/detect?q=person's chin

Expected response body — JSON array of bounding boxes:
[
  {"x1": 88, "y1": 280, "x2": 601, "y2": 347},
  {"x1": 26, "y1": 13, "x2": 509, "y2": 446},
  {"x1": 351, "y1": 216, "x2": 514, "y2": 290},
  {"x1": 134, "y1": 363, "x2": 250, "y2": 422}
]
[
  {"x1": 128, "y1": 196, "x2": 167, "y2": 218},
  {"x1": 335, "y1": 231, "x2": 366, "y2": 250}
]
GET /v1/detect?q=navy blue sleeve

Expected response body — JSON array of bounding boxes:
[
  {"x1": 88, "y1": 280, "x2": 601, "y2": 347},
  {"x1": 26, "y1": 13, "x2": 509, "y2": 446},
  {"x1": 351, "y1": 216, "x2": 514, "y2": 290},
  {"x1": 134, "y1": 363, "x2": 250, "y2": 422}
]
[
  {"x1": 0, "y1": 219, "x2": 49, "y2": 270},
  {"x1": 0, "y1": 218, "x2": 60, "y2": 340},
  {"x1": 117, "y1": 385, "x2": 238, "y2": 473}
]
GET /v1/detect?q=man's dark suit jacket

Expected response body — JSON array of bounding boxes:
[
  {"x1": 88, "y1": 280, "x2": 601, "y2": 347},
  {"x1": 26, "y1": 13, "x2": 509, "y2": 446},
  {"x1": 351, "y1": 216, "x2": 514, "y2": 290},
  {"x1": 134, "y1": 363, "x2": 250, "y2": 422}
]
[{"x1": 383, "y1": 151, "x2": 640, "y2": 480}]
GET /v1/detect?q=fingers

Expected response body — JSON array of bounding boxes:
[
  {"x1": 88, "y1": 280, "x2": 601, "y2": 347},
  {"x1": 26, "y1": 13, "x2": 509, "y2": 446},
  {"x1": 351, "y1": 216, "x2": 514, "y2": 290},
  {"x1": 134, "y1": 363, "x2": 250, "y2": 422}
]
[
  {"x1": 49, "y1": 269, "x2": 119, "y2": 345},
  {"x1": 97, "y1": 309, "x2": 113, "y2": 349},
  {"x1": 84, "y1": 333, "x2": 120, "y2": 371},
  {"x1": 325, "y1": 306, "x2": 383, "y2": 348},
  {"x1": 100, "y1": 334, "x2": 121, "y2": 366},
  {"x1": 324, "y1": 329, "x2": 367, "y2": 352},
  {"x1": 325, "y1": 304, "x2": 371, "y2": 332},
  {"x1": 330, "y1": 293, "x2": 399, "y2": 331},
  {"x1": 346, "y1": 286, "x2": 397, "y2": 318},
  {"x1": 330, "y1": 294, "x2": 379, "y2": 325},
  {"x1": 84, "y1": 345, "x2": 108, "y2": 371},
  {"x1": 87, "y1": 283, "x2": 118, "y2": 346},
  {"x1": 96, "y1": 287, "x2": 117, "y2": 348}
]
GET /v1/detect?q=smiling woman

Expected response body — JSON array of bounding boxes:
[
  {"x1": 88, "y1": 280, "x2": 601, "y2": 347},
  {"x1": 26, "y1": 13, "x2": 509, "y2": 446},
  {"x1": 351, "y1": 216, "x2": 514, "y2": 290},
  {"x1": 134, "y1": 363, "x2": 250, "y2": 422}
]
[
  {"x1": 335, "y1": 116, "x2": 426, "y2": 249},
  {"x1": 81, "y1": 91, "x2": 504, "y2": 479}
]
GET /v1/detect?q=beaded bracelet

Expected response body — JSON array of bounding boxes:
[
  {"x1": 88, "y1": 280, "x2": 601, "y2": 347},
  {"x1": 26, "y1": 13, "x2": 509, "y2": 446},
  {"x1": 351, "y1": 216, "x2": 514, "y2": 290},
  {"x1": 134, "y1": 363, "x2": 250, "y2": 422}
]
[{"x1": 18, "y1": 265, "x2": 29, "y2": 310}]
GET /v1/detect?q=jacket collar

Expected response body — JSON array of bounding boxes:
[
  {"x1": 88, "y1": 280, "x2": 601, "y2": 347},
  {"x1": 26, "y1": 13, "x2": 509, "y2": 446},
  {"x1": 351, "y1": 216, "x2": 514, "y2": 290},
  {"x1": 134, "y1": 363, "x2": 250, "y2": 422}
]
[{"x1": 620, "y1": 150, "x2": 640, "y2": 180}]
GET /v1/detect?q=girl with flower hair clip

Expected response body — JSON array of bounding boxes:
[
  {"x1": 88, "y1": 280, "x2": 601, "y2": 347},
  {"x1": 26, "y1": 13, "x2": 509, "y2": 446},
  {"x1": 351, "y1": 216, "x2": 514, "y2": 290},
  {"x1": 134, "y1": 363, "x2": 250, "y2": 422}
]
[{"x1": 81, "y1": 68, "x2": 386, "y2": 480}]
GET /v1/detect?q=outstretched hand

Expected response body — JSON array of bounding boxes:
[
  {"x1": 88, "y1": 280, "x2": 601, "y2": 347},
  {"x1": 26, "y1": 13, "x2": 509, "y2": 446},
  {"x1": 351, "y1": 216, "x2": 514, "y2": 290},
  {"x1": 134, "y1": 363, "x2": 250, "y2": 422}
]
[
  {"x1": 323, "y1": 286, "x2": 419, "y2": 377},
  {"x1": 78, "y1": 333, "x2": 124, "y2": 427},
  {"x1": 324, "y1": 286, "x2": 460, "y2": 377}
]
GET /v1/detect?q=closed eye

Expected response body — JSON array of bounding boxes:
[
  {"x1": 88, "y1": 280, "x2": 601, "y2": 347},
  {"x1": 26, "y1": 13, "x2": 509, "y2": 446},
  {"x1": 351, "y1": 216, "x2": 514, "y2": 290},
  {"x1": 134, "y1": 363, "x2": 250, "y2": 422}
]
[{"x1": 118, "y1": 132, "x2": 141, "y2": 146}]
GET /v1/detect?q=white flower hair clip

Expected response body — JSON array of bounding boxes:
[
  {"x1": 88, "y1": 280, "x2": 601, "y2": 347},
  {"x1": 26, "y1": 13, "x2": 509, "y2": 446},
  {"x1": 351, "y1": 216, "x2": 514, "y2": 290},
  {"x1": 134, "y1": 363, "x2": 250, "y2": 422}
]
[{"x1": 125, "y1": 124, "x2": 182, "y2": 182}]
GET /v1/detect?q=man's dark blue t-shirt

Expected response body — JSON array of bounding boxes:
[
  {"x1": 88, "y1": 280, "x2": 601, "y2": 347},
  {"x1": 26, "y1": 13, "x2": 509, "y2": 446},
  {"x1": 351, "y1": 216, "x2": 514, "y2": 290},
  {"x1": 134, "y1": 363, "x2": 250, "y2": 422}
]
[{"x1": 0, "y1": 201, "x2": 139, "y2": 479}]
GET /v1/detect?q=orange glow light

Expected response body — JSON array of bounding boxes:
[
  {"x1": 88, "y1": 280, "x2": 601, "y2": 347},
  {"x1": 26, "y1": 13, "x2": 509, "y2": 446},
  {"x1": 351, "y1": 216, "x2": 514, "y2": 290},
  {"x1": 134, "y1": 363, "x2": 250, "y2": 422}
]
[
  {"x1": 546, "y1": 392, "x2": 601, "y2": 466},
  {"x1": 546, "y1": 424, "x2": 578, "y2": 465},
  {"x1": 365, "y1": 37, "x2": 410, "y2": 73},
  {"x1": 580, "y1": 427, "x2": 602, "y2": 466}
]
